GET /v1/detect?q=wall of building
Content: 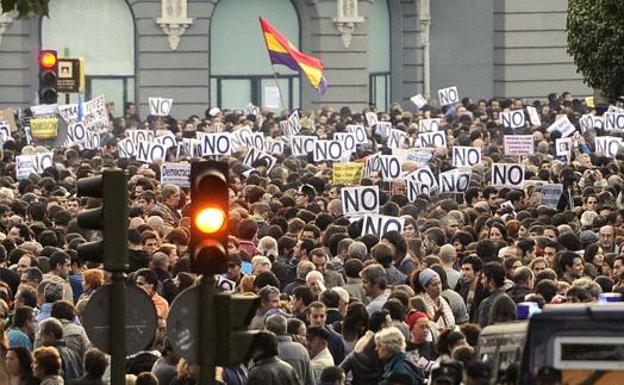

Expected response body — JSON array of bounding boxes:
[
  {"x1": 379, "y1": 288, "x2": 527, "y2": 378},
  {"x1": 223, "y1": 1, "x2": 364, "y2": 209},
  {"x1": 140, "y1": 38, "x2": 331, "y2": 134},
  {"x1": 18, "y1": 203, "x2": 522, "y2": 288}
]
[
  {"x1": 0, "y1": 16, "x2": 38, "y2": 108},
  {"x1": 493, "y1": 0, "x2": 591, "y2": 99}
]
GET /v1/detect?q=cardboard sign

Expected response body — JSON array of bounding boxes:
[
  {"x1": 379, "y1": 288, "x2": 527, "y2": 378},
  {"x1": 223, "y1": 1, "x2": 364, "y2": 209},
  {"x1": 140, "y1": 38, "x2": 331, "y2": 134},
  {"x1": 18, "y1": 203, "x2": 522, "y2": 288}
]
[
  {"x1": 406, "y1": 180, "x2": 431, "y2": 202},
  {"x1": 437, "y1": 86, "x2": 459, "y2": 106},
  {"x1": 604, "y1": 112, "x2": 624, "y2": 131},
  {"x1": 439, "y1": 170, "x2": 471, "y2": 193},
  {"x1": 30, "y1": 118, "x2": 58, "y2": 140},
  {"x1": 313, "y1": 140, "x2": 344, "y2": 162},
  {"x1": 160, "y1": 162, "x2": 191, "y2": 188},
  {"x1": 118, "y1": 137, "x2": 136, "y2": 158},
  {"x1": 585, "y1": 96, "x2": 595, "y2": 108},
  {"x1": 500, "y1": 110, "x2": 526, "y2": 129},
  {"x1": 0, "y1": 108, "x2": 17, "y2": 132},
  {"x1": 341, "y1": 186, "x2": 379, "y2": 216},
  {"x1": 30, "y1": 104, "x2": 58, "y2": 117},
  {"x1": 148, "y1": 97, "x2": 173, "y2": 116},
  {"x1": 198, "y1": 132, "x2": 232, "y2": 156},
  {"x1": 418, "y1": 131, "x2": 447, "y2": 148},
  {"x1": 279, "y1": 111, "x2": 301, "y2": 137},
  {"x1": 155, "y1": 132, "x2": 177, "y2": 150},
  {"x1": 231, "y1": 126, "x2": 264, "y2": 151},
  {"x1": 243, "y1": 147, "x2": 276, "y2": 171},
  {"x1": 290, "y1": 135, "x2": 317, "y2": 156},
  {"x1": 136, "y1": 141, "x2": 167, "y2": 163},
  {"x1": 360, "y1": 214, "x2": 405, "y2": 239},
  {"x1": 333, "y1": 162, "x2": 363, "y2": 186},
  {"x1": 526, "y1": 106, "x2": 542, "y2": 127},
  {"x1": 387, "y1": 129, "x2": 406, "y2": 149},
  {"x1": 347, "y1": 124, "x2": 368, "y2": 144},
  {"x1": 547, "y1": 115, "x2": 575, "y2": 138},
  {"x1": 418, "y1": 118, "x2": 441, "y2": 133},
  {"x1": 491, "y1": 163, "x2": 525, "y2": 188},
  {"x1": 365, "y1": 112, "x2": 378, "y2": 127},
  {"x1": 452, "y1": 146, "x2": 481, "y2": 168},
  {"x1": 15, "y1": 153, "x2": 53, "y2": 180},
  {"x1": 378, "y1": 155, "x2": 401, "y2": 181},
  {"x1": 128, "y1": 129, "x2": 155, "y2": 144},
  {"x1": 65, "y1": 121, "x2": 96, "y2": 149},
  {"x1": 541, "y1": 184, "x2": 563, "y2": 209},
  {"x1": 405, "y1": 166, "x2": 438, "y2": 191},
  {"x1": 375, "y1": 122, "x2": 392, "y2": 138},
  {"x1": 594, "y1": 136, "x2": 622, "y2": 158},
  {"x1": 556, "y1": 137, "x2": 573, "y2": 156},
  {"x1": 410, "y1": 94, "x2": 427, "y2": 109},
  {"x1": 365, "y1": 152, "x2": 382, "y2": 176},
  {"x1": 334, "y1": 132, "x2": 357, "y2": 152},
  {"x1": 503, "y1": 135, "x2": 534, "y2": 156}
]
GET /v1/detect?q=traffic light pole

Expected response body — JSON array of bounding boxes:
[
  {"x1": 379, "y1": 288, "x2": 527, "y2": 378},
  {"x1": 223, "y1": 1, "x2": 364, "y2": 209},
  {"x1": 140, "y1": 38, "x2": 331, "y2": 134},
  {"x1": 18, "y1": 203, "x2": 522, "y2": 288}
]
[
  {"x1": 110, "y1": 271, "x2": 126, "y2": 385},
  {"x1": 199, "y1": 274, "x2": 217, "y2": 385}
]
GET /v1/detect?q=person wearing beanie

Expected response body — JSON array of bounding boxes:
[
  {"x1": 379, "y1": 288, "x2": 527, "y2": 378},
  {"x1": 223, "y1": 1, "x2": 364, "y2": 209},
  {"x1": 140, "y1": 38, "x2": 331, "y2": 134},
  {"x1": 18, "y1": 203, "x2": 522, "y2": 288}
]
[
  {"x1": 405, "y1": 311, "x2": 437, "y2": 374},
  {"x1": 415, "y1": 268, "x2": 455, "y2": 330}
]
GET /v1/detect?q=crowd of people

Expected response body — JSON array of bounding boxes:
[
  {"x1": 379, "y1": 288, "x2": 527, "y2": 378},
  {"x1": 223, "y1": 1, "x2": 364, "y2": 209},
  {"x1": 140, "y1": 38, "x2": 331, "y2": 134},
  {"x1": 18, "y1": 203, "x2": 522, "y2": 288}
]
[{"x1": 1, "y1": 91, "x2": 623, "y2": 385}]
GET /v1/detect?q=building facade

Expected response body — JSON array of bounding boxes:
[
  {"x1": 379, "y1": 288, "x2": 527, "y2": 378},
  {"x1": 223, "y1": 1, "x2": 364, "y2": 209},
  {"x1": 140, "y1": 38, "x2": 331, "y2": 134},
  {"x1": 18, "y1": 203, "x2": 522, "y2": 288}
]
[{"x1": 0, "y1": 0, "x2": 592, "y2": 119}]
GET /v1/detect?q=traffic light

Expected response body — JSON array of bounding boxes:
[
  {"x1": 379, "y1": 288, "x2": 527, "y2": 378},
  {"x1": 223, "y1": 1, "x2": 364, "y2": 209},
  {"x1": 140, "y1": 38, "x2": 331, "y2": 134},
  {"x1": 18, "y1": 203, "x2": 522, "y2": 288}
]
[
  {"x1": 38, "y1": 50, "x2": 58, "y2": 104},
  {"x1": 76, "y1": 169, "x2": 128, "y2": 271},
  {"x1": 190, "y1": 160, "x2": 229, "y2": 275},
  {"x1": 214, "y1": 293, "x2": 260, "y2": 366}
]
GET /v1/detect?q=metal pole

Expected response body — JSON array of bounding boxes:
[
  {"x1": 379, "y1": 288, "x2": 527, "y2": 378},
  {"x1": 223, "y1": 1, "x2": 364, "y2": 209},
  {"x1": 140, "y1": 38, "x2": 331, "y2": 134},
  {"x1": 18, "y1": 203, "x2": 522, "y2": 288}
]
[
  {"x1": 199, "y1": 275, "x2": 216, "y2": 385},
  {"x1": 110, "y1": 271, "x2": 126, "y2": 385},
  {"x1": 419, "y1": 0, "x2": 431, "y2": 98}
]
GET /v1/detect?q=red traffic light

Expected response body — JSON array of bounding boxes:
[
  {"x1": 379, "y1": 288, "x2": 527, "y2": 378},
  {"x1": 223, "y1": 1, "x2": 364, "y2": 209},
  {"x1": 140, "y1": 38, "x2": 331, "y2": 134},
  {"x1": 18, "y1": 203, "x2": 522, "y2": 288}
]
[{"x1": 39, "y1": 50, "x2": 57, "y2": 69}]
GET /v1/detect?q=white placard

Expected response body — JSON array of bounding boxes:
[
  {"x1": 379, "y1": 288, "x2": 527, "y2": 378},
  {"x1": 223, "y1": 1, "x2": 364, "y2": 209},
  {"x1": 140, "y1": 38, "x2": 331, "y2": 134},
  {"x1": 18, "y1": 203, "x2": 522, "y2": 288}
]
[
  {"x1": 418, "y1": 118, "x2": 441, "y2": 133},
  {"x1": 290, "y1": 135, "x2": 317, "y2": 156},
  {"x1": 541, "y1": 184, "x2": 563, "y2": 209},
  {"x1": 155, "y1": 132, "x2": 177, "y2": 150},
  {"x1": 264, "y1": 138, "x2": 285, "y2": 155},
  {"x1": 334, "y1": 132, "x2": 357, "y2": 152},
  {"x1": 15, "y1": 155, "x2": 39, "y2": 180},
  {"x1": 263, "y1": 86, "x2": 281, "y2": 109},
  {"x1": 378, "y1": 155, "x2": 401, "y2": 181},
  {"x1": 604, "y1": 112, "x2": 624, "y2": 131},
  {"x1": 136, "y1": 141, "x2": 167, "y2": 163},
  {"x1": 503, "y1": 135, "x2": 534, "y2": 156},
  {"x1": 365, "y1": 152, "x2": 382, "y2": 176},
  {"x1": 243, "y1": 147, "x2": 276, "y2": 171},
  {"x1": 437, "y1": 86, "x2": 460, "y2": 106},
  {"x1": 279, "y1": 111, "x2": 301, "y2": 137},
  {"x1": 594, "y1": 136, "x2": 623, "y2": 158},
  {"x1": 360, "y1": 214, "x2": 405, "y2": 239},
  {"x1": 387, "y1": 129, "x2": 407, "y2": 149},
  {"x1": 406, "y1": 180, "x2": 431, "y2": 202},
  {"x1": 365, "y1": 112, "x2": 378, "y2": 127},
  {"x1": 438, "y1": 170, "x2": 471, "y2": 193},
  {"x1": 491, "y1": 163, "x2": 525, "y2": 188},
  {"x1": 452, "y1": 146, "x2": 481, "y2": 168},
  {"x1": 197, "y1": 132, "x2": 232, "y2": 156},
  {"x1": 128, "y1": 129, "x2": 155, "y2": 144},
  {"x1": 231, "y1": 126, "x2": 264, "y2": 151},
  {"x1": 418, "y1": 131, "x2": 447, "y2": 148},
  {"x1": 148, "y1": 97, "x2": 173, "y2": 116},
  {"x1": 347, "y1": 124, "x2": 368, "y2": 144},
  {"x1": 556, "y1": 137, "x2": 573, "y2": 156},
  {"x1": 375, "y1": 122, "x2": 392, "y2": 138},
  {"x1": 500, "y1": 110, "x2": 526, "y2": 129},
  {"x1": 313, "y1": 140, "x2": 344, "y2": 162},
  {"x1": 410, "y1": 94, "x2": 427, "y2": 109},
  {"x1": 0, "y1": 121, "x2": 11, "y2": 142},
  {"x1": 405, "y1": 166, "x2": 438, "y2": 191},
  {"x1": 547, "y1": 115, "x2": 575, "y2": 138},
  {"x1": 341, "y1": 186, "x2": 379, "y2": 216},
  {"x1": 118, "y1": 137, "x2": 136, "y2": 158},
  {"x1": 526, "y1": 106, "x2": 542, "y2": 127},
  {"x1": 160, "y1": 162, "x2": 191, "y2": 188}
]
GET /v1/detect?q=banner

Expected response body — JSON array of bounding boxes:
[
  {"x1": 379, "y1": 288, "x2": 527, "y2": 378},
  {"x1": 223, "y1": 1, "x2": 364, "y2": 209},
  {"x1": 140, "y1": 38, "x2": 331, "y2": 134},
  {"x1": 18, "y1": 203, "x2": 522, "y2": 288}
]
[
  {"x1": 30, "y1": 118, "x2": 58, "y2": 140},
  {"x1": 541, "y1": 183, "x2": 563, "y2": 209},
  {"x1": 160, "y1": 162, "x2": 191, "y2": 188},
  {"x1": 333, "y1": 162, "x2": 363, "y2": 186},
  {"x1": 503, "y1": 135, "x2": 534, "y2": 156}
]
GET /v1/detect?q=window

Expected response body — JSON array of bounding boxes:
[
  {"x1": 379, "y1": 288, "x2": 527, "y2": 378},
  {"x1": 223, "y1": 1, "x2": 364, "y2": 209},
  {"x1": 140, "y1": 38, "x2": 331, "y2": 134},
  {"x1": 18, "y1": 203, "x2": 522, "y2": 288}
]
[{"x1": 368, "y1": 0, "x2": 390, "y2": 111}]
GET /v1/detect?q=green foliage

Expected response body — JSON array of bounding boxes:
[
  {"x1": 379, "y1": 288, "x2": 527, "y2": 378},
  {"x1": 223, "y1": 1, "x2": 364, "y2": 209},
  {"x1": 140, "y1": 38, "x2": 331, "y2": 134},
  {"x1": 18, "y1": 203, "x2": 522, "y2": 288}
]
[
  {"x1": 567, "y1": 0, "x2": 624, "y2": 101},
  {"x1": 1, "y1": 0, "x2": 50, "y2": 18}
]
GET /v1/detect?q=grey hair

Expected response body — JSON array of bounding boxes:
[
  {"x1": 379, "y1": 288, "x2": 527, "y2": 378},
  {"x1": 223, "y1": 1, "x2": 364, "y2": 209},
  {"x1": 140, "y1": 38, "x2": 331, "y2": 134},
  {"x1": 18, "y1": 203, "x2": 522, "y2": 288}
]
[
  {"x1": 374, "y1": 326, "x2": 406, "y2": 354},
  {"x1": 360, "y1": 264, "x2": 387, "y2": 290},
  {"x1": 265, "y1": 314, "x2": 288, "y2": 336},
  {"x1": 296, "y1": 261, "x2": 316, "y2": 280},
  {"x1": 347, "y1": 241, "x2": 368, "y2": 260}
]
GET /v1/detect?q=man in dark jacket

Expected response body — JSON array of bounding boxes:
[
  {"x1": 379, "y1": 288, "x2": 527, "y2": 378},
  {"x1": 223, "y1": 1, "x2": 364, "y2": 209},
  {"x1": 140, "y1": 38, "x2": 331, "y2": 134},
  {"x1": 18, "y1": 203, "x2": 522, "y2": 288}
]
[
  {"x1": 68, "y1": 348, "x2": 108, "y2": 385},
  {"x1": 245, "y1": 331, "x2": 302, "y2": 385},
  {"x1": 477, "y1": 262, "x2": 507, "y2": 327},
  {"x1": 506, "y1": 266, "x2": 534, "y2": 304},
  {"x1": 455, "y1": 255, "x2": 487, "y2": 323}
]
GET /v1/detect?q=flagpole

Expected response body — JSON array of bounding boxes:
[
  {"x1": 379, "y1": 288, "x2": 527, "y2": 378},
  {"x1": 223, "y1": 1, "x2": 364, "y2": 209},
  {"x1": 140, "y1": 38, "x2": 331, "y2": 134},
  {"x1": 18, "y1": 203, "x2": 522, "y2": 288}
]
[{"x1": 270, "y1": 65, "x2": 289, "y2": 115}]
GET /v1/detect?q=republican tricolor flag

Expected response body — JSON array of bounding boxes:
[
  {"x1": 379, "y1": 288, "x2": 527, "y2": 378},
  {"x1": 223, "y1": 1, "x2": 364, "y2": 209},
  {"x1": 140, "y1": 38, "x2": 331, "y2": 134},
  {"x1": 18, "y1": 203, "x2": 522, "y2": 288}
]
[{"x1": 259, "y1": 17, "x2": 328, "y2": 95}]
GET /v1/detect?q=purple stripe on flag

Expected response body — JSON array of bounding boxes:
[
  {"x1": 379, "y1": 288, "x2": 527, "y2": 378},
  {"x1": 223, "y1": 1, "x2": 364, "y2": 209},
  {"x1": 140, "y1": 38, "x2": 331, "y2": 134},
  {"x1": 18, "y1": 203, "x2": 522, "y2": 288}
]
[
  {"x1": 318, "y1": 77, "x2": 329, "y2": 95},
  {"x1": 268, "y1": 51, "x2": 301, "y2": 72}
]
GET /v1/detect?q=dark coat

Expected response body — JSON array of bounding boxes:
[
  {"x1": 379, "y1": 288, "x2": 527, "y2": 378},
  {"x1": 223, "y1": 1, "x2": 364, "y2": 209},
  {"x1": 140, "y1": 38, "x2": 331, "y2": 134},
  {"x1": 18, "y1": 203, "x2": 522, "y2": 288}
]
[
  {"x1": 245, "y1": 357, "x2": 302, "y2": 385},
  {"x1": 455, "y1": 280, "x2": 488, "y2": 324},
  {"x1": 380, "y1": 352, "x2": 425, "y2": 385},
  {"x1": 68, "y1": 375, "x2": 106, "y2": 385},
  {"x1": 506, "y1": 284, "x2": 532, "y2": 304}
]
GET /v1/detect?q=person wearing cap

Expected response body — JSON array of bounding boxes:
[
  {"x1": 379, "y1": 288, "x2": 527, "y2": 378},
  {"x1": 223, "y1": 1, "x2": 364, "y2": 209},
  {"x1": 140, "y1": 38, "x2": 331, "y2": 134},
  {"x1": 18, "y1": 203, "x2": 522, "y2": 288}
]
[
  {"x1": 307, "y1": 326, "x2": 334, "y2": 382},
  {"x1": 405, "y1": 311, "x2": 437, "y2": 374},
  {"x1": 374, "y1": 326, "x2": 425, "y2": 385},
  {"x1": 415, "y1": 268, "x2": 455, "y2": 331},
  {"x1": 225, "y1": 254, "x2": 246, "y2": 288}
]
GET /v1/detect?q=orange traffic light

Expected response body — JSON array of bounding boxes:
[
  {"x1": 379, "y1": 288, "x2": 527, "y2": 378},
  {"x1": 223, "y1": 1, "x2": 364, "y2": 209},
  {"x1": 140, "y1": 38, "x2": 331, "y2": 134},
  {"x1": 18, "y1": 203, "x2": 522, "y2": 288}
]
[
  {"x1": 39, "y1": 51, "x2": 57, "y2": 69},
  {"x1": 39, "y1": 50, "x2": 58, "y2": 104},
  {"x1": 195, "y1": 206, "x2": 226, "y2": 234}
]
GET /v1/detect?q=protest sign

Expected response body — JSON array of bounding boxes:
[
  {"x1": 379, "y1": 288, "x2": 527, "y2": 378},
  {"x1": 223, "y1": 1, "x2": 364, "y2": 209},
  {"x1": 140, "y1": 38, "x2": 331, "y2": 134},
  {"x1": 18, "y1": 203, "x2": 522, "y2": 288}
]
[
  {"x1": 491, "y1": 163, "x2": 524, "y2": 188},
  {"x1": 264, "y1": 138, "x2": 285, "y2": 155},
  {"x1": 378, "y1": 155, "x2": 401, "y2": 181},
  {"x1": 608, "y1": 105, "x2": 624, "y2": 114},
  {"x1": 313, "y1": 140, "x2": 344, "y2": 162},
  {"x1": 405, "y1": 166, "x2": 438, "y2": 191},
  {"x1": 594, "y1": 136, "x2": 622, "y2": 158},
  {"x1": 452, "y1": 146, "x2": 481, "y2": 168},
  {"x1": 198, "y1": 132, "x2": 232, "y2": 156},
  {"x1": 604, "y1": 112, "x2": 624, "y2": 131},
  {"x1": 334, "y1": 132, "x2": 357, "y2": 152},
  {"x1": 360, "y1": 214, "x2": 405, "y2": 238},
  {"x1": 585, "y1": 96, "x2": 595, "y2": 108},
  {"x1": 15, "y1": 155, "x2": 38, "y2": 180},
  {"x1": 58, "y1": 95, "x2": 110, "y2": 131},
  {"x1": 148, "y1": 97, "x2": 173, "y2": 116},
  {"x1": 30, "y1": 118, "x2": 58, "y2": 140},
  {"x1": 406, "y1": 180, "x2": 431, "y2": 202},
  {"x1": 290, "y1": 135, "x2": 317, "y2": 156},
  {"x1": 0, "y1": 121, "x2": 11, "y2": 142},
  {"x1": 503, "y1": 135, "x2": 534, "y2": 156},
  {"x1": 365, "y1": 112, "x2": 378, "y2": 127},
  {"x1": 30, "y1": 103, "x2": 58, "y2": 117},
  {"x1": 500, "y1": 110, "x2": 525, "y2": 129},
  {"x1": 333, "y1": 162, "x2": 363, "y2": 186},
  {"x1": 374, "y1": 122, "x2": 392, "y2": 138},
  {"x1": 177, "y1": 138, "x2": 202, "y2": 159},
  {"x1": 526, "y1": 106, "x2": 542, "y2": 127},
  {"x1": 418, "y1": 131, "x2": 447, "y2": 148},
  {"x1": 279, "y1": 111, "x2": 301, "y2": 137},
  {"x1": 418, "y1": 118, "x2": 441, "y2": 133},
  {"x1": 546, "y1": 115, "x2": 575, "y2": 138},
  {"x1": 347, "y1": 124, "x2": 368, "y2": 144},
  {"x1": 365, "y1": 152, "x2": 382, "y2": 176},
  {"x1": 438, "y1": 86, "x2": 459, "y2": 106},
  {"x1": 410, "y1": 94, "x2": 427, "y2": 109},
  {"x1": 243, "y1": 147, "x2": 276, "y2": 171},
  {"x1": 556, "y1": 137, "x2": 573, "y2": 156},
  {"x1": 118, "y1": 137, "x2": 136, "y2": 158},
  {"x1": 136, "y1": 141, "x2": 167, "y2": 163},
  {"x1": 341, "y1": 186, "x2": 379, "y2": 216},
  {"x1": 387, "y1": 129, "x2": 406, "y2": 149},
  {"x1": 128, "y1": 129, "x2": 155, "y2": 144},
  {"x1": 244, "y1": 103, "x2": 260, "y2": 117},
  {"x1": 541, "y1": 184, "x2": 563, "y2": 209},
  {"x1": 231, "y1": 126, "x2": 264, "y2": 151},
  {"x1": 0, "y1": 108, "x2": 17, "y2": 132},
  {"x1": 439, "y1": 170, "x2": 471, "y2": 193},
  {"x1": 155, "y1": 132, "x2": 177, "y2": 150},
  {"x1": 160, "y1": 162, "x2": 191, "y2": 188}
]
